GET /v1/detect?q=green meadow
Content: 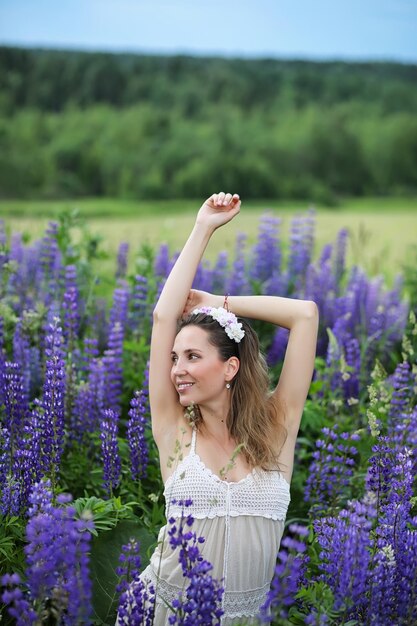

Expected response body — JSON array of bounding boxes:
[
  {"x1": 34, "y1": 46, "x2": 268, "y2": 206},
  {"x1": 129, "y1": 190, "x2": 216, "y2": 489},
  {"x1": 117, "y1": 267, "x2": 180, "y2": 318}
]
[{"x1": 1, "y1": 196, "x2": 416, "y2": 287}]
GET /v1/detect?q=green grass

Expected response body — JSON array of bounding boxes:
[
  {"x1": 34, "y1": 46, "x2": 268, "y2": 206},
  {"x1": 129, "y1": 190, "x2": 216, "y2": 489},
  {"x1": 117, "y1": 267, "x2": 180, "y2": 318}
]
[
  {"x1": 1, "y1": 195, "x2": 416, "y2": 219},
  {"x1": 1, "y1": 196, "x2": 416, "y2": 287}
]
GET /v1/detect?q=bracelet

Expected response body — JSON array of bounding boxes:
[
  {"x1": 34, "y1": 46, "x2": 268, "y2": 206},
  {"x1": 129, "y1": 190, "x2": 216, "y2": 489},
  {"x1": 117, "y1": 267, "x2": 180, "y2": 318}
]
[{"x1": 223, "y1": 294, "x2": 230, "y2": 311}]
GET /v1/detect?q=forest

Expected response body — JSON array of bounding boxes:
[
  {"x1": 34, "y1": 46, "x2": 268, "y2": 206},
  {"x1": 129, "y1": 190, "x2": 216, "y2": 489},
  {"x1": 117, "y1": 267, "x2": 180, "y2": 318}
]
[{"x1": 1, "y1": 46, "x2": 417, "y2": 201}]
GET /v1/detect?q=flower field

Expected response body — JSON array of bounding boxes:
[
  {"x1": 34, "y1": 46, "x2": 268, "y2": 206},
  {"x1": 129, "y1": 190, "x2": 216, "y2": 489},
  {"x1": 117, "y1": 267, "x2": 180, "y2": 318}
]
[{"x1": 0, "y1": 210, "x2": 416, "y2": 625}]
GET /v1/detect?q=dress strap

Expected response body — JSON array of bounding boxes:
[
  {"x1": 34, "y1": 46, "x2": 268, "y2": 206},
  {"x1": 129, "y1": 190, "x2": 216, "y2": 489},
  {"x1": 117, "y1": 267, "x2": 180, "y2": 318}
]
[{"x1": 190, "y1": 428, "x2": 197, "y2": 455}]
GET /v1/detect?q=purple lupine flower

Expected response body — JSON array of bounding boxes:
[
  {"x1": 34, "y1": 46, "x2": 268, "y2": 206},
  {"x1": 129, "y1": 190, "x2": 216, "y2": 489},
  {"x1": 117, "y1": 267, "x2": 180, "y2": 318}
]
[
  {"x1": 314, "y1": 500, "x2": 374, "y2": 618},
  {"x1": 154, "y1": 243, "x2": 171, "y2": 278},
  {"x1": 304, "y1": 257, "x2": 337, "y2": 354},
  {"x1": 109, "y1": 282, "x2": 130, "y2": 333},
  {"x1": 100, "y1": 408, "x2": 121, "y2": 495},
  {"x1": 368, "y1": 447, "x2": 414, "y2": 622},
  {"x1": 264, "y1": 270, "x2": 288, "y2": 297},
  {"x1": 2, "y1": 480, "x2": 94, "y2": 625},
  {"x1": 80, "y1": 336, "x2": 99, "y2": 379},
  {"x1": 389, "y1": 361, "x2": 413, "y2": 420},
  {"x1": 7, "y1": 232, "x2": 26, "y2": 308},
  {"x1": 130, "y1": 274, "x2": 148, "y2": 334},
  {"x1": 39, "y1": 222, "x2": 62, "y2": 307},
  {"x1": 211, "y1": 251, "x2": 228, "y2": 294},
  {"x1": 0, "y1": 327, "x2": 5, "y2": 410},
  {"x1": 260, "y1": 524, "x2": 309, "y2": 623},
  {"x1": 395, "y1": 518, "x2": 417, "y2": 624},
  {"x1": 333, "y1": 228, "x2": 348, "y2": 288},
  {"x1": 226, "y1": 232, "x2": 250, "y2": 295},
  {"x1": 287, "y1": 209, "x2": 315, "y2": 294},
  {"x1": 62, "y1": 264, "x2": 80, "y2": 348},
  {"x1": 86, "y1": 357, "x2": 106, "y2": 432},
  {"x1": 127, "y1": 389, "x2": 149, "y2": 480},
  {"x1": 40, "y1": 317, "x2": 66, "y2": 481},
  {"x1": 69, "y1": 382, "x2": 96, "y2": 443},
  {"x1": 103, "y1": 321, "x2": 124, "y2": 415},
  {"x1": 305, "y1": 425, "x2": 360, "y2": 512},
  {"x1": 13, "y1": 321, "x2": 31, "y2": 404},
  {"x1": 116, "y1": 538, "x2": 156, "y2": 625},
  {"x1": 167, "y1": 500, "x2": 224, "y2": 625},
  {"x1": 250, "y1": 213, "x2": 282, "y2": 285},
  {"x1": 365, "y1": 437, "x2": 396, "y2": 507},
  {"x1": 116, "y1": 241, "x2": 129, "y2": 279},
  {"x1": 343, "y1": 336, "x2": 361, "y2": 401},
  {"x1": 0, "y1": 360, "x2": 32, "y2": 514},
  {"x1": 192, "y1": 261, "x2": 214, "y2": 293},
  {"x1": 3, "y1": 360, "x2": 28, "y2": 446},
  {"x1": 1, "y1": 574, "x2": 38, "y2": 625},
  {"x1": 266, "y1": 327, "x2": 289, "y2": 366}
]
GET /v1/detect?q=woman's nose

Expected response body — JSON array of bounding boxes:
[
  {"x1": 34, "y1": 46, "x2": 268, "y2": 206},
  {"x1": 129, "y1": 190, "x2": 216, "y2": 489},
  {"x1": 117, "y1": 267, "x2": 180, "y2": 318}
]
[{"x1": 173, "y1": 358, "x2": 186, "y2": 374}]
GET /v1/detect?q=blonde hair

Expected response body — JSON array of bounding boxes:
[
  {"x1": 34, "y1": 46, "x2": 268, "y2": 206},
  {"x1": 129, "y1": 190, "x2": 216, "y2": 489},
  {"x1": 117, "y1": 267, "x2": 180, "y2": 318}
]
[{"x1": 178, "y1": 314, "x2": 287, "y2": 469}]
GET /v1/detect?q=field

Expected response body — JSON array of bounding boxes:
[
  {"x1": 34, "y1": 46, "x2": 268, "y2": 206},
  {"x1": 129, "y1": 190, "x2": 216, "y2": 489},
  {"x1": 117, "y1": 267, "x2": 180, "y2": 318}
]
[
  {"x1": 2, "y1": 196, "x2": 417, "y2": 286},
  {"x1": 1, "y1": 195, "x2": 417, "y2": 624}
]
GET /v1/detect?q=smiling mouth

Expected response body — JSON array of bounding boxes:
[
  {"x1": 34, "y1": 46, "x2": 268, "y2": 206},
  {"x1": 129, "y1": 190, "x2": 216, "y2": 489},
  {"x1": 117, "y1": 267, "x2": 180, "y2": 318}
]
[{"x1": 177, "y1": 382, "x2": 194, "y2": 391}]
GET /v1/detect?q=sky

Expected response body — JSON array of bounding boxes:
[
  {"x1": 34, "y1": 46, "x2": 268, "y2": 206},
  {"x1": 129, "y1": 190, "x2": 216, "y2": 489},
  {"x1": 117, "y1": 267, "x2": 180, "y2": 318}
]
[{"x1": 0, "y1": 0, "x2": 416, "y2": 63}]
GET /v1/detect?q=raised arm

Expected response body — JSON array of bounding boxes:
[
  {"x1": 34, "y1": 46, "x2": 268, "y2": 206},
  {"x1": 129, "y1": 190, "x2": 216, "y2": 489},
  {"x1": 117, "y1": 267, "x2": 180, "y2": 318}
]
[{"x1": 149, "y1": 192, "x2": 241, "y2": 444}]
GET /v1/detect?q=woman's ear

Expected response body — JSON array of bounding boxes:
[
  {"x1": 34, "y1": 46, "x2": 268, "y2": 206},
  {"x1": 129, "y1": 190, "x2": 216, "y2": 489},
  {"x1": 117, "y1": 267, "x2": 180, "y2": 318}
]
[{"x1": 225, "y1": 356, "x2": 240, "y2": 381}]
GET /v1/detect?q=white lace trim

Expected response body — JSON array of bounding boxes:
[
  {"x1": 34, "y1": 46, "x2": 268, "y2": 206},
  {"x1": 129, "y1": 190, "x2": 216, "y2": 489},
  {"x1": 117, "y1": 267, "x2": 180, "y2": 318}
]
[
  {"x1": 142, "y1": 565, "x2": 268, "y2": 618},
  {"x1": 164, "y1": 452, "x2": 290, "y2": 521}
]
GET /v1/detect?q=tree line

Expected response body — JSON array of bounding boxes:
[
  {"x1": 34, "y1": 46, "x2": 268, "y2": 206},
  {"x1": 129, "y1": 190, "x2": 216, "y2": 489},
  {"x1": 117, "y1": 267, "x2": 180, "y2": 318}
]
[{"x1": 1, "y1": 46, "x2": 416, "y2": 201}]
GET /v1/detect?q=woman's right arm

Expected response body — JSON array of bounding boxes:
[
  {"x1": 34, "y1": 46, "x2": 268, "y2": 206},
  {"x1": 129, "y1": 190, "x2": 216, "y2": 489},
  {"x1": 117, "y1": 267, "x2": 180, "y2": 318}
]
[{"x1": 149, "y1": 192, "x2": 241, "y2": 445}]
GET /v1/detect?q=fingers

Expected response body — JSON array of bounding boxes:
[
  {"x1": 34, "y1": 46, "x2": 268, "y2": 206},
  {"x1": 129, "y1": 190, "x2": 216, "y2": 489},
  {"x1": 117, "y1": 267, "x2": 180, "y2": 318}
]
[{"x1": 213, "y1": 192, "x2": 240, "y2": 206}]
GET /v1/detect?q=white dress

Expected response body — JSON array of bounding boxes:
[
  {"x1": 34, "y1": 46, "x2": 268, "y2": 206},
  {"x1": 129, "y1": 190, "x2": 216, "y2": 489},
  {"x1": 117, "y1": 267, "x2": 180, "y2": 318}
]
[{"x1": 119, "y1": 428, "x2": 290, "y2": 625}]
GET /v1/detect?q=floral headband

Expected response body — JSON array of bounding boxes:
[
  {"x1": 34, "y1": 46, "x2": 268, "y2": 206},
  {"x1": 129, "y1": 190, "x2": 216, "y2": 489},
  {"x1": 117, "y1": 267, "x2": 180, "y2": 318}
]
[{"x1": 191, "y1": 306, "x2": 245, "y2": 343}]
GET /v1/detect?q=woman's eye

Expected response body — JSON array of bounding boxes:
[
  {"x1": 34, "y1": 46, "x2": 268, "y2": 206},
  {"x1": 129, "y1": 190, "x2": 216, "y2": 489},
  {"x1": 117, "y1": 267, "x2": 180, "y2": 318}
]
[
  {"x1": 171, "y1": 355, "x2": 178, "y2": 364},
  {"x1": 189, "y1": 354, "x2": 199, "y2": 360}
]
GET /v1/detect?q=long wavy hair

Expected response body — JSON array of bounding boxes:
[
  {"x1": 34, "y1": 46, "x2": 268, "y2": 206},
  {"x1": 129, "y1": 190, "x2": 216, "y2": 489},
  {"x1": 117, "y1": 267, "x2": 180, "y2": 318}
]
[{"x1": 177, "y1": 312, "x2": 287, "y2": 469}]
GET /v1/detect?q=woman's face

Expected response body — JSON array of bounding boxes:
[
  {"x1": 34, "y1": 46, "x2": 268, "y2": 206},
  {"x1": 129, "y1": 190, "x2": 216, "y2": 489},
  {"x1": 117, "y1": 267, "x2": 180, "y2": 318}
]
[{"x1": 170, "y1": 325, "x2": 230, "y2": 406}]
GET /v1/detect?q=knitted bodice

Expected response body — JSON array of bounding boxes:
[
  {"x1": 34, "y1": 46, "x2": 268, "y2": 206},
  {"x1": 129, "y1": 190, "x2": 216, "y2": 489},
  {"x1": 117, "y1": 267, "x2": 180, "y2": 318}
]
[{"x1": 164, "y1": 428, "x2": 290, "y2": 521}]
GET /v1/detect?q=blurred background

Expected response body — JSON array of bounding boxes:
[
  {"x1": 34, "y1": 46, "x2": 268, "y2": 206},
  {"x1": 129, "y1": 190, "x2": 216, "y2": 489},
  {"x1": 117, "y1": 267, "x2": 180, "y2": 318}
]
[{"x1": 0, "y1": 0, "x2": 416, "y2": 278}]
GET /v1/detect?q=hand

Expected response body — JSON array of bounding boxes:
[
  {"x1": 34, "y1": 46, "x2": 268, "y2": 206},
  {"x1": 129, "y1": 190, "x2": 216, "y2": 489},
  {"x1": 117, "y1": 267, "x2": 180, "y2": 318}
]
[
  {"x1": 196, "y1": 192, "x2": 241, "y2": 231},
  {"x1": 182, "y1": 289, "x2": 222, "y2": 317}
]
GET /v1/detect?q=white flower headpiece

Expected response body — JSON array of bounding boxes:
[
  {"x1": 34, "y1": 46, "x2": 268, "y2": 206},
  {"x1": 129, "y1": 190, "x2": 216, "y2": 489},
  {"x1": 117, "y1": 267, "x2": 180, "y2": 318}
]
[{"x1": 191, "y1": 306, "x2": 245, "y2": 343}]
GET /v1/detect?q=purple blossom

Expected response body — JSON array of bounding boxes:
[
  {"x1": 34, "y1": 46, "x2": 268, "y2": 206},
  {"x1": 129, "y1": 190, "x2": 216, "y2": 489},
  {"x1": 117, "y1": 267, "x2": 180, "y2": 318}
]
[
  {"x1": 40, "y1": 317, "x2": 66, "y2": 482},
  {"x1": 211, "y1": 251, "x2": 228, "y2": 294},
  {"x1": 314, "y1": 500, "x2": 374, "y2": 618},
  {"x1": 288, "y1": 209, "x2": 315, "y2": 293},
  {"x1": 250, "y1": 213, "x2": 282, "y2": 285},
  {"x1": 116, "y1": 539, "x2": 155, "y2": 625},
  {"x1": 226, "y1": 232, "x2": 250, "y2": 295},
  {"x1": 103, "y1": 321, "x2": 124, "y2": 415},
  {"x1": 154, "y1": 243, "x2": 170, "y2": 277},
  {"x1": 109, "y1": 282, "x2": 130, "y2": 333},
  {"x1": 260, "y1": 524, "x2": 309, "y2": 622},
  {"x1": 1, "y1": 480, "x2": 93, "y2": 625},
  {"x1": 266, "y1": 326, "x2": 289, "y2": 366},
  {"x1": 13, "y1": 321, "x2": 31, "y2": 403},
  {"x1": 100, "y1": 408, "x2": 121, "y2": 495},
  {"x1": 127, "y1": 389, "x2": 149, "y2": 480},
  {"x1": 389, "y1": 361, "x2": 413, "y2": 420},
  {"x1": 62, "y1": 264, "x2": 80, "y2": 347},
  {"x1": 305, "y1": 425, "x2": 360, "y2": 512},
  {"x1": 116, "y1": 241, "x2": 129, "y2": 279},
  {"x1": 334, "y1": 228, "x2": 348, "y2": 287},
  {"x1": 167, "y1": 500, "x2": 224, "y2": 625},
  {"x1": 130, "y1": 274, "x2": 148, "y2": 334}
]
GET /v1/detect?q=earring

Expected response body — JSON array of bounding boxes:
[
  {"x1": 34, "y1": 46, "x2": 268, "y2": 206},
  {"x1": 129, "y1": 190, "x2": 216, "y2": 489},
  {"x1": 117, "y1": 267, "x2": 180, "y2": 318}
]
[{"x1": 226, "y1": 383, "x2": 231, "y2": 389}]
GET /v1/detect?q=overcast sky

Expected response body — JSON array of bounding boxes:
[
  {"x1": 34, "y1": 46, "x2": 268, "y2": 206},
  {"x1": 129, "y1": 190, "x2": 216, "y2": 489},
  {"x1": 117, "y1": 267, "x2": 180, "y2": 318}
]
[{"x1": 0, "y1": 0, "x2": 416, "y2": 62}]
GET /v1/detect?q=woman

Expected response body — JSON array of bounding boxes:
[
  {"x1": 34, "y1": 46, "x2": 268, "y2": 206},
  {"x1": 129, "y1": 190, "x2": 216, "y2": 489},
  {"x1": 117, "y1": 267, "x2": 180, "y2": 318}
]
[{"x1": 132, "y1": 192, "x2": 318, "y2": 624}]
